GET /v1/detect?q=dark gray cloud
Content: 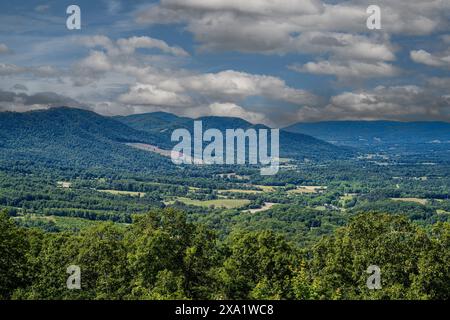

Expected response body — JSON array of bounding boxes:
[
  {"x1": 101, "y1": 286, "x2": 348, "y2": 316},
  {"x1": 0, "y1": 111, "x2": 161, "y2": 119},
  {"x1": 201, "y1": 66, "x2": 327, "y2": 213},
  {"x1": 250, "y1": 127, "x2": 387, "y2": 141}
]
[
  {"x1": 0, "y1": 63, "x2": 60, "y2": 77},
  {"x1": 11, "y1": 84, "x2": 28, "y2": 91},
  {"x1": 295, "y1": 85, "x2": 450, "y2": 123},
  {"x1": 0, "y1": 90, "x2": 82, "y2": 112},
  {"x1": 136, "y1": 0, "x2": 450, "y2": 54}
]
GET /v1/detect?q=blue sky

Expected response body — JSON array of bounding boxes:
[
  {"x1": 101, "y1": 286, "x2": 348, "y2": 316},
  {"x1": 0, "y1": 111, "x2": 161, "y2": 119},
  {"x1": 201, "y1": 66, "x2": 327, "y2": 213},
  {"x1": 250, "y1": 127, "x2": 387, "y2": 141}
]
[{"x1": 0, "y1": 0, "x2": 449, "y2": 126}]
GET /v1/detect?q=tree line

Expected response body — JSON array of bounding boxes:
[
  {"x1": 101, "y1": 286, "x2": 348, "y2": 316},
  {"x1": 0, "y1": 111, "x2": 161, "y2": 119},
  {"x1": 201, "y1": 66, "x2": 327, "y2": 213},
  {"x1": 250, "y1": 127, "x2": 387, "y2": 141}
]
[{"x1": 0, "y1": 209, "x2": 448, "y2": 300}]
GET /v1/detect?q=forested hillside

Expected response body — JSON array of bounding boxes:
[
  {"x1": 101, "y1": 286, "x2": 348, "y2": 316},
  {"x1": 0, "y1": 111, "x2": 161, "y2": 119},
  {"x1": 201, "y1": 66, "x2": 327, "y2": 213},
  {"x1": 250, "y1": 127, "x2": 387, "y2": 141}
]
[
  {"x1": 0, "y1": 107, "x2": 174, "y2": 170},
  {"x1": 0, "y1": 108, "x2": 352, "y2": 171},
  {"x1": 117, "y1": 112, "x2": 353, "y2": 160}
]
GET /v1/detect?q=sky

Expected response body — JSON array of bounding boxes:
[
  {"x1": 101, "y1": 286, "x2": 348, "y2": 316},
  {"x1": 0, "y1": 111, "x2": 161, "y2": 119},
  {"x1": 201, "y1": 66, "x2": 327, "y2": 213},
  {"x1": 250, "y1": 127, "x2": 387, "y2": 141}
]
[{"x1": 0, "y1": 0, "x2": 449, "y2": 127}]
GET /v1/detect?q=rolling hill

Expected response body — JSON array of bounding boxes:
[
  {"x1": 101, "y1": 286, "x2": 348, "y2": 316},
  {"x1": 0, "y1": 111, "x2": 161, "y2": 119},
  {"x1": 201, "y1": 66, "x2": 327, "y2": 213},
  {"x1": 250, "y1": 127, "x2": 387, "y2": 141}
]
[
  {"x1": 0, "y1": 107, "x2": 171, "y2": 171},
  {"x1": 0, "y1": 107, "x2": 353, "y2": 172}
]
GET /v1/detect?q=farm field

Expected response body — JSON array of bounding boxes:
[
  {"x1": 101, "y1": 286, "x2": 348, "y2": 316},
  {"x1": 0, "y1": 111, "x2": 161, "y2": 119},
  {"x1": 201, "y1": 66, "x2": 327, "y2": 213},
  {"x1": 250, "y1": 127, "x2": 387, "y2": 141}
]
[
  {"x1": 15, "y1": 215, "x2": 101, "y2": 231},
  {"x1": 391, "y1": 198, "x2": 428, "y2": 205},
  {"x1": 217, "y1": 189, "x2": 263, "y2": 194},
  {"x1": 166, "y1": 197, "x2": 251, "y2": 209},
  {"x1": 97, "y1": 189, "x2": 146, "y2": 197},
  {"x1": 288, "y1": 186, "x2": 327, "y2": 194},
  {"x1": 245, "y1": 202, "x2": 277, "y2": 213}
]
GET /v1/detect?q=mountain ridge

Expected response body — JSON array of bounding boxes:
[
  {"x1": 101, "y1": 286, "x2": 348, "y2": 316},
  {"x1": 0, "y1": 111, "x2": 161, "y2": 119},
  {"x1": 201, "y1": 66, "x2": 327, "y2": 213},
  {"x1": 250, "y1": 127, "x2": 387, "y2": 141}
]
[
  {"x1": 0, "y1": 107, "x2": 353, "y2": 169},
  {"x1": 0, "y1": 107, "x2": 171, "y2": 170},
  {"x1": 116, "y1": 111, "x2": 353, "y2": 160}
]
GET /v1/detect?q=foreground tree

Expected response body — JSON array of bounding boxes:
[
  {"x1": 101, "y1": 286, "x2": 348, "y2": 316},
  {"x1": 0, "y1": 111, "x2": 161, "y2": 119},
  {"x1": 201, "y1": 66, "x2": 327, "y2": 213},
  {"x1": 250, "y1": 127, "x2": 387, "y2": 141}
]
[
  {"x1": 310, "y1": 213, "x2": 449, "y2": 299},
  {"x1": 220, "y1": 230, "x2": 298, "y2": 299},
  {"x1": 0, "y1": 210, "x2": 29, "y2": 299},
  {"x1": 126, "y1": 208, "x2": 220, "y2": 299},
  {"x1": 2, "y1": 209, "x2": 448, "y2": 300}
]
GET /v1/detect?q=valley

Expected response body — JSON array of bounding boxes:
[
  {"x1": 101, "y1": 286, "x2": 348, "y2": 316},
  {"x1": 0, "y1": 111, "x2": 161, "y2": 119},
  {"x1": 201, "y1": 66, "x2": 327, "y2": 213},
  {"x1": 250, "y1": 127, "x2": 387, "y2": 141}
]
[
  {"x1": 2, "y1": 146, "x2": 448, "y2": 245},
  {"x1": 0, "y1": 107, "x2": 449, "y2": 300}
]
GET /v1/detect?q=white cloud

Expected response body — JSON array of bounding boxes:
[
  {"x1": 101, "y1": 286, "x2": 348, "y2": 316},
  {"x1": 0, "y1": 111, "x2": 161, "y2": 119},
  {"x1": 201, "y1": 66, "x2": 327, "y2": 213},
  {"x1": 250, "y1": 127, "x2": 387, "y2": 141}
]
[
  {"x1": 206, "y1": 102, "x2": 266, "y2": 123},
  {"x1": 136, "y1": 0, "x2": 450, "y2": 55},
  {"x1": 411, "y1": 49, "x2": 450, "y2": 68},
  {"x1": 164, "y1": 0, "x2": 323, "y2": 16},
  {"x1": 0, "y1": 63, "x2": 24, "y2": 76},
  {"x1": 134, "y1": 2, "x2": 407, "y2": 81},
  {"x1": 73, "y1": 40, "x2": 322, "y2": 114},
  {"x1": 287, "y1": 32, "x2": 399, "y2": 80},
  {"x1": 178, "y1": 70, "x2": 320, "y2": 106},
  {"x1": 76, "y1": 35, "x2": 189, "y2": 57},
  {"x1": 0, "y1": 63, "x2": 60, "y2": 77},
  {"x1": 118, "y1": 83, "x2": 193, "y2": 107},
  {"x1": 113, "y1": 69, "x2": 320, "y2": 123},
  {"x1": 292, "y1": 32, "x2": 396, "y2": 61},
  {"x1": 70, "y1": 35, "x2": 189, "y2": 86},
  {"x1": 116, "y1": 36, "x2": 189, "y2": 57},
  {"x1": 290, "y1": 60, "x2": 399, "y2": 80},
  {"x1": 296, "y1": 85, "x2": 450, "y2": 122},
  {"x1": 70, "y1": 44, "x2": 321, "y2": 124},
  {"x1": 78, "y1": 51, "x2": 113, "y2": 72}
]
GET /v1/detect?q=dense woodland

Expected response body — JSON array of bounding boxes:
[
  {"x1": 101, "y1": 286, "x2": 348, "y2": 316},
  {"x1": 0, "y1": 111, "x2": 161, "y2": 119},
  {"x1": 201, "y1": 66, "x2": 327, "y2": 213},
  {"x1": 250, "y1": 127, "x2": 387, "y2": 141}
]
[{"x1": 1, "y1": 209, "x2": 449, "y2": 300}]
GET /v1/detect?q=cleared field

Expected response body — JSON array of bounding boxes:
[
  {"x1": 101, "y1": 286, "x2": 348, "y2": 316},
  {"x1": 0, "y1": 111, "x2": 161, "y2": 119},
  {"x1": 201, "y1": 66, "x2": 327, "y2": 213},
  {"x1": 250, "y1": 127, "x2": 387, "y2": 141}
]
[
  {"x1": 53, "y1": 216, "x2": 105, "y2": 229},
  {"x1": 97, "y1": 189, "x2": 146, "y2": 198},
  {"x1": 218, "y1": 189, "x2": 263, "y2": 194},
  {"x1": 57, "y1": 181, "x2": 72, "y2": 188},
  {"x1": 16, "y1": 215, "x2": 101, "y2": 231},
  {"x1": 252, "y1": 184, "x2": 277, "y2": 192},
  {"x1": 391, "y1": 198, "x2": 428, "y2": 205},
  {"x1": 168, "y1": 197, "x2": 250, "y2": 209},
  {"x1": 125, "y1": 143, "x2": 172, "y2": 157},
  {"x1": 288, "y1": 186, "x2": 327, "y2": 194},
  {"x1": 245, "y1": 202, "x2": 276, "y2": 213}
]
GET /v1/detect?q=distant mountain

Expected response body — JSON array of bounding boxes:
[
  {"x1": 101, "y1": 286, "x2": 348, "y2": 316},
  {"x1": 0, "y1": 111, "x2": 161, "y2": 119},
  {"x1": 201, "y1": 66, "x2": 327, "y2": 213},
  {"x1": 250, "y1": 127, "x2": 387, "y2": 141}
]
[
  {"x1": 0, "y1": 108, "x2": 353, "y2": 172},
  {"x1": 117, "y1": 112, "x2": 353, "y2": 161},
  {"x1": 0, "y1": 107, "x2": 171, "y2": 170},
  {"x1": 285, "y1": 121, "x2": 450, "y2": 152}
]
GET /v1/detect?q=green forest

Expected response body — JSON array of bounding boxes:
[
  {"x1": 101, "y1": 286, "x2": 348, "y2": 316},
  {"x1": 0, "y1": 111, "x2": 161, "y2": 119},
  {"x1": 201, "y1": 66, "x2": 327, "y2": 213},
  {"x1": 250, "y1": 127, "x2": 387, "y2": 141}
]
[{"x1": 1, "y1": 209, "x2": 449, "y2": 300}]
